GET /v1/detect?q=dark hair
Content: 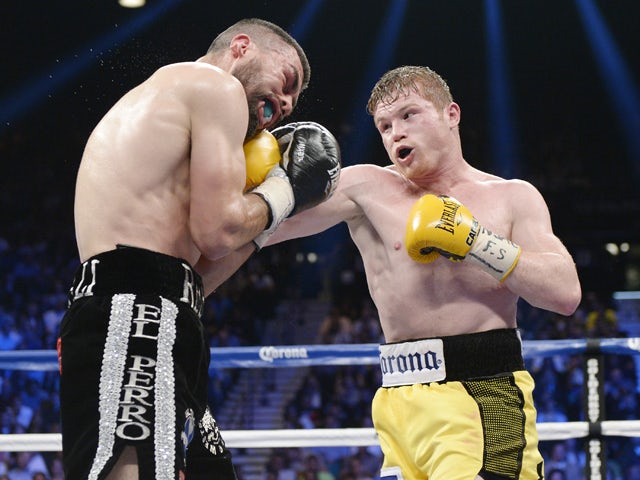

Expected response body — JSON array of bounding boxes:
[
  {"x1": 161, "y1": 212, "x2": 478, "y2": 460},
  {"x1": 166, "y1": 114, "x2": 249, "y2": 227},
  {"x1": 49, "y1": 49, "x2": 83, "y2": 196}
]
[{"x1": 208, "y1": 18, "x2": 310, "y2": 91}]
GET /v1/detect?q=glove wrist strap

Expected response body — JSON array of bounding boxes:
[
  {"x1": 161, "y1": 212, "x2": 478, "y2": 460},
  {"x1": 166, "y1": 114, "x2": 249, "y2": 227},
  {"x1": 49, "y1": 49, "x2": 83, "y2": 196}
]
[
  {"x1": 250, "y1": 173, "x2": 294, "y2": 250},
  {"x1": 466, "y1": 226, "x2": 521, "y2": 282}
]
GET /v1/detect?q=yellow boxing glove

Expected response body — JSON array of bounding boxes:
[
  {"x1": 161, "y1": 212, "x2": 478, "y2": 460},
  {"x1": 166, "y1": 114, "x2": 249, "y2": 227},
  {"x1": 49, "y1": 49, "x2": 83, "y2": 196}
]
[
  {"x1": 405, "y1": 194, "x2": 521, "y2": 282},
  {"x1": 243, "y1": 130, "x2": 281, "y2": 191}
]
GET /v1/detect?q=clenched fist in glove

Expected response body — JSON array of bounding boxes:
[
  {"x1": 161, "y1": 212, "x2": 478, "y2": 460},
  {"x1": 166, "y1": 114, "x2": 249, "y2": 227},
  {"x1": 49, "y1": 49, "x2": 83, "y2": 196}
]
[
  {"x1": 243, "y1": 130, "x2": 281, "y2": 191},
  {"x1": 251, "y1": 121, "x2": 341, "y2": 249},
  {"x1": 405, "y1": 194, "x2": 521, "y2": 282}
]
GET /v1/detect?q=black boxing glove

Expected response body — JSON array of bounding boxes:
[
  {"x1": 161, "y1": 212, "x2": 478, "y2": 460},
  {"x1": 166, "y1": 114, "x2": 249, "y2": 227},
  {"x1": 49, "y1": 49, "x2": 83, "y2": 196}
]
[
  {"x1": 271, "y1": 121, "x2": 341, "y2": 216},
  {"x1": 252, "y1": 121, "x2": 341, "y2": 250}
]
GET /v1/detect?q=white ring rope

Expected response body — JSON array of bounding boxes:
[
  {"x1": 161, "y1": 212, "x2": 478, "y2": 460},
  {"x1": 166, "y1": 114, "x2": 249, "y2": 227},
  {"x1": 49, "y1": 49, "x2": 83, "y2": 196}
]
[{"x1": 3, "y1": 421, "x2": 640, "y2": 452}]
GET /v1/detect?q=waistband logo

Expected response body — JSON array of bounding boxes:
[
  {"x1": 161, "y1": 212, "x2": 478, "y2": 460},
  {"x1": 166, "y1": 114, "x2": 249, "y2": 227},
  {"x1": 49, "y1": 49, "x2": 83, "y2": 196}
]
[
  {"x1": 259, "y1": 346, "x2": 309, "y2": 363},
  {"x1": 70, "y1": 258, "x2": 100, "y2": 302},
  {"x1": 180, "y1": 263, "x2": 204, "y2": 316},
  {"x1": 379, "y1": 350, "x2": 442, "y2": 376}
]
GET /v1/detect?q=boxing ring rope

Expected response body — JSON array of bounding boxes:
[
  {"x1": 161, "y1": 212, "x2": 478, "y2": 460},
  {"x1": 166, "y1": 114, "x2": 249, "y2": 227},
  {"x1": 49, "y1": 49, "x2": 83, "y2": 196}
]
[
  {"x1": 4, "y1": 422, "x2": 640, "y2": 451},
  {"x1": 2, "y1": 338, "x2": 640, "y2": 477},
  {"x1": 4, "y1": 337, "x2": 640, "y2": 371}
]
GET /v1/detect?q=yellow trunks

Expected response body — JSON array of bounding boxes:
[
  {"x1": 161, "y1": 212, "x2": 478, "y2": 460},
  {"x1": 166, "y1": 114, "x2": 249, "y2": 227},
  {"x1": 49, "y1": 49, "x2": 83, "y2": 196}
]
[{"x1": 373, "y1": 330, "x2": 544, "y2": 480}]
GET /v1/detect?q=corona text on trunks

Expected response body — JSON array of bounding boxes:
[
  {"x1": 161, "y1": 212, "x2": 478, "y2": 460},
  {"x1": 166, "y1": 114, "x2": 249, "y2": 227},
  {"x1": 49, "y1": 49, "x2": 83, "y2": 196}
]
[
  {"x1": 378, "y1": 338, "x2": 446, "y2": 386},
  {"x1": 379, "y1": 350, "x2": 442, "y2": 376}
]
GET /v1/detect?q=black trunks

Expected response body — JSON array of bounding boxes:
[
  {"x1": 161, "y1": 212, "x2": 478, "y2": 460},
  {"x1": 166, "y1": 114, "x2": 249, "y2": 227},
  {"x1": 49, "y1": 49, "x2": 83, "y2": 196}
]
[{"x1": 58, "y1": 245, "x2": 236, "y2": 480}]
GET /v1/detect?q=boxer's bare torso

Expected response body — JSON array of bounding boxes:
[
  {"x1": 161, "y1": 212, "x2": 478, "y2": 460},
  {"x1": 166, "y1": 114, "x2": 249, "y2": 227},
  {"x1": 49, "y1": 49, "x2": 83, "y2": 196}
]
[{"x1": 268, "y1": 89, "x2": 580, "y2": 342}]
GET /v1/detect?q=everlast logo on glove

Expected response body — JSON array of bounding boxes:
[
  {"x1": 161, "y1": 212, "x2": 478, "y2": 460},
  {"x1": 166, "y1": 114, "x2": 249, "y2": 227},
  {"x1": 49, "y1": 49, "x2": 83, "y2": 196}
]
[
  {"x1": 379, "y1": 339, "x2": 446, "y2": 387},
  {"x1": 325, "y1": 164, "x2": 340, "y2": 198},
  {"x1": 434, "y1": 197, "x2": 460, "y2": 234}
]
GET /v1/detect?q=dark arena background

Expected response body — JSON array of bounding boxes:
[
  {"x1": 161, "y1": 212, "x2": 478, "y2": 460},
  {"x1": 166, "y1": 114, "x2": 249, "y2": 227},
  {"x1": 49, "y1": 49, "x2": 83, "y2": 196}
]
[{"x1": 1, "y1": 1, "x2": 640, "y2": 479}]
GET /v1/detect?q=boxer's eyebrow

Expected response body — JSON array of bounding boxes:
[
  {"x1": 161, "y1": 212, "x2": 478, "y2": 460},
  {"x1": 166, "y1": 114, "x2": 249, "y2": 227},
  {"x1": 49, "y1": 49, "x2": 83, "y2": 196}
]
[{"x1": 284, "y1": 64, "x2": 301, "y2": 108}]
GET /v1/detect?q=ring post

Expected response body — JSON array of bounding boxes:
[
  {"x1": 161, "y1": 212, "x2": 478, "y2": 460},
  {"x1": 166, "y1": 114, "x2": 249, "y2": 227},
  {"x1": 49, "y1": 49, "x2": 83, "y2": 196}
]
[{"x1": 584, "y1": 338, "x2": 606, "y2": 479}]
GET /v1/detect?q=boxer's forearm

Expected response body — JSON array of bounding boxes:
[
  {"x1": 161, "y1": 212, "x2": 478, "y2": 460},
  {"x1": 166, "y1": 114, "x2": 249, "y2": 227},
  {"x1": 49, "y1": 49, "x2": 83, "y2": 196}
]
[{"x1": 195, "y1": 243, "x2": 256, "y2": 297}]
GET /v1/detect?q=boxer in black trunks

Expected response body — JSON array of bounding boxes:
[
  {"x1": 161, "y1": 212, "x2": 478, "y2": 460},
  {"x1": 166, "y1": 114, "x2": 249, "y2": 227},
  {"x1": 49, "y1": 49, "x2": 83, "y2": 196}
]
[
  {"x1": 59, "y1": 18, "x2": 340, "y2": 479},
  {"x1": 60, "y1": 246, "x2": 235, "y2": 479}
]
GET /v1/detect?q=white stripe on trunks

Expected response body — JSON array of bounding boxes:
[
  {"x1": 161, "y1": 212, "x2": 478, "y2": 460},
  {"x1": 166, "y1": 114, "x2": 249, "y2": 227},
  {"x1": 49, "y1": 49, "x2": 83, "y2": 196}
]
[
  {"x1": 154, "y1": 297, "x2": 178, "y2": 479},
  {"x1": 88, "y1": 295, "x2": 179, "y2": 479},
  {"x1": 88, "y1": 293, "x2": 135, "y2": 480}
]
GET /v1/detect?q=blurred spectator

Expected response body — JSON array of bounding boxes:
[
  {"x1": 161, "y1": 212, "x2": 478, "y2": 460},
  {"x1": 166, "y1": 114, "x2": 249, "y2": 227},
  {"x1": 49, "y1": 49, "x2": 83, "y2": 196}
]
[
  {"x1": 0, "y1": 452, "x2": 8, "y2": 475},
  {"x1": 530, "y1": 355, "x2": 568, "y2": 400},
  {"x1": 337, "y1": 455, "x2": 373, "y2": 480},
  {"x1": 297, "y1": 453, "x2": 335, "y2": 480},
  {"x1": 317, "y1": 308, "x2": 353, "y2": 345},
  {"x1": 350, "y1": 301, "x2": 383, "y2": 344},
  {"x1": 611, "y1": 436, "x2": 640, "y2": 474},
  {"x1": 264, "y1": 450, "x2": 297, "y2": 480},
  {"x1": 533, "y1": 393, "x2": 568, "y2": 424},
  {"x1": 584, "y1": 291, "x2": 619, "y2": 338},
  {"x1": 605, "y1": 366, "x2": 639, "y2": 420},
  {"x1": 626, "y1": 463, "x2": 640, "y2": 480},
  {"x1": 348, "y1": 447, "x2": 380, "y2": 478},
  {"x1": 48, "y1": 454, "x2": 64, "y2": 480},
  {"x1": 0, "y1": 323, "x2": 22, "y2": 351},
  {"x1": 561, "y1": 355, "x2": 584, "y2": 421},
  {"x1": 546, "y1": 468, "x2": 566, "y2": 480},
  {"x1": 7, "y1": 452, "x2": 32, "y2": 480},
  {"x1": 544, "y1": 441, "x2": 582, "y2": 479}
]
